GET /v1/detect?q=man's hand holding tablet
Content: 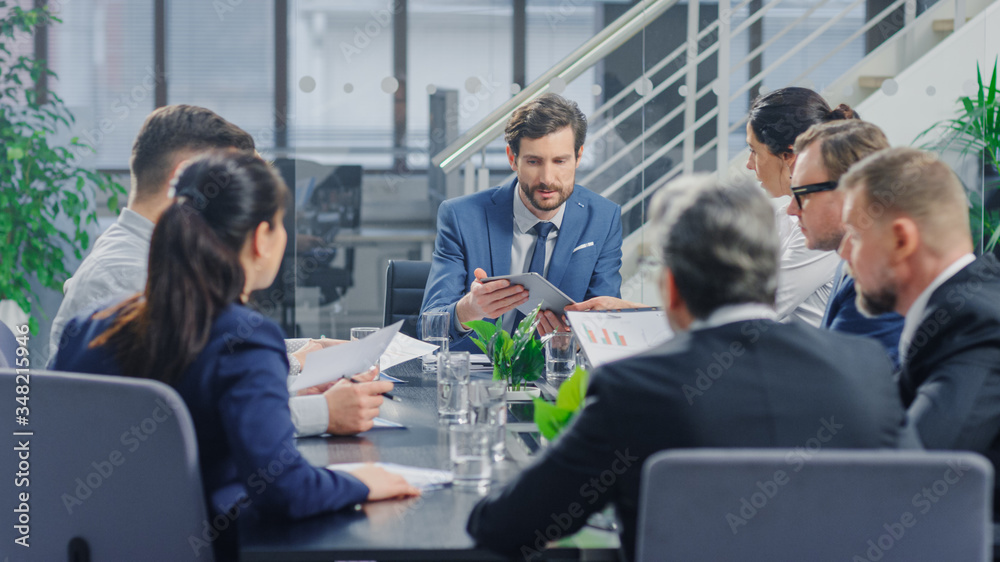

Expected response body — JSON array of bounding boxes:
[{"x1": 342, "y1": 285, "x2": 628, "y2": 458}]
[
  {"x1": 456, "y1": 268, "x2": 530, "y2": 329},
  {"x1": 479, "y1": 272, "x2": 576, "y2": 336}
]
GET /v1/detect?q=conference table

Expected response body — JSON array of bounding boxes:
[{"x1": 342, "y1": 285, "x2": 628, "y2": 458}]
[{"x1": 239, "y1": 359, "x2": 621, "y2": 561}]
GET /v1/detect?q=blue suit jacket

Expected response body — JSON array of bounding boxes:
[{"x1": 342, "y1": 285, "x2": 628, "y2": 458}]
[
  {"x1": 420, "y1": 179, "x2": 623, "y2": 350},
  {"x1": 52, "y1": 305, "x2": 369, "y2": 521}
]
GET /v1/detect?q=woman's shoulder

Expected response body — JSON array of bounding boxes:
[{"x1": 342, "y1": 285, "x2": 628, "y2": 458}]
[
  {"x1": 50, "y1": 307, "x2": 122, "y2": 373},
  {"x1": 208, "y1": 304, "x2": 287, "y2": 352}
]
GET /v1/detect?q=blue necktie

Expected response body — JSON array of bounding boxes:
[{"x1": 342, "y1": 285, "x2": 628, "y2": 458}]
[
  {"x1": 513, "y1": 221, "x2": 556, "y2": 330},
  {"x1": 527, "y1": 221, "x2": 556, "y2": 277}
]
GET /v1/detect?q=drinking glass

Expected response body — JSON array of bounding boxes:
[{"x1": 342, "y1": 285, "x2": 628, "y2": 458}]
[
  {"x1": 350, "y1": 327, "x2": 378, "y2": 341},
  {"x1": 448, "y1": 425, "x2": 492, "y2": 489},
  {"x1": 468, "y1": 380, "x2": 507, "y2": 462},
  {"x1": 437, "y1": 351, "x2": 470, "y2": 424},
  {"x1": 545, "y1": 331, "x2": 576, "y2": 386},
  {"x1": 420, "y1": 311, "x2": 450, "y2": 372},
  {"x1": 350, "y1": 326, "x2": 381, "y2": 379}
]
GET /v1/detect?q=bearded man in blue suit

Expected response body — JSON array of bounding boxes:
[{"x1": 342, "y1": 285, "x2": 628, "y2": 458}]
[{"x1": 420, "y1": 94, "x2": 623, "y2": 351}]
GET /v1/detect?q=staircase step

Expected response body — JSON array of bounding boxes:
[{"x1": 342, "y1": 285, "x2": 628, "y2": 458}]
[
  {"x1": 932, "y1": 18, "x2": 954, "y2": 31},
  {"x1": 858, "y1": 76, "x2": 893, "y2": 89}
]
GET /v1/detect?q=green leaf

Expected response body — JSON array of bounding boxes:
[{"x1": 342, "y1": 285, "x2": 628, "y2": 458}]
[
  {"x1": 532, "y1": 397, "x2": 575, "y2": 441},
  {"x1": 6, "y1": 145, "x2": 23, "y2": 160},
  {"x1": 555, "y1": 366, "x2": 590, "y2": 411},
  {"x1": 465, "y1": 319, "x2": 498, "y2": 347}
]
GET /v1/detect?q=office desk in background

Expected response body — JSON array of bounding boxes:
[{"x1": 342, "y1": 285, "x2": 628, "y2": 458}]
[
  {"x1": 239, "y1": 359, "x2": 620, "y2": 561},
  {"x1": 333, "y1": 227, "x2": 438, "y2": 262}
]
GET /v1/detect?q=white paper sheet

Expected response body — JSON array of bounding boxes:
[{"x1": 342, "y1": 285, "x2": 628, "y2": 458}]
[
  {"x1": 566, "y1": 309, "x2": 673, "y2": 367},
  {"x1": 289, "y1": 321, "x2": 403, "y2": 392},
  {"x1": 379, "y1": 333, "x2": 439, "y2": 370},
  {"x1": 327, "y1": 462, "x2": 453, "y2": 491}
]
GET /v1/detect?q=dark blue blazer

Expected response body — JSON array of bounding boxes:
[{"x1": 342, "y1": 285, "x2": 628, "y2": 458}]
[
  {"x1": 420, "y1": 179, "x2": 623, "y2": 350},
  {"x1": 52, "y1": 305, "x2": 369, "y2": 520},
  {"x1": 822, "y1": 273, "x2": 904, "y2": 369}
]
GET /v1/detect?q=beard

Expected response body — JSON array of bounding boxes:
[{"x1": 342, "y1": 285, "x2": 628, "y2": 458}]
[
  {"x1": 809, "y1": 228, "x2": 845, "y2": 252},
  {"x1": 855, "y1": 281, "x2": 898, "y2": 317},
  {"x1": 519, "y1": 180, "x2": 573, "y2": 212}
]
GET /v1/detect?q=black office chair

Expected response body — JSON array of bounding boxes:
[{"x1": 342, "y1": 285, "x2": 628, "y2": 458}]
[{"x1": 383, "y1": 260, "x2": 432, "y2": 339}]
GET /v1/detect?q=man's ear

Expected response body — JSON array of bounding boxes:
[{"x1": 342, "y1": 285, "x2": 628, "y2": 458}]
[
  {"x1": 574, "y1": 145, "x2": 584, "y2": 168},
  {"x1": 890, "y1": 217, "x2": 920, "y2": 264},
  {"x1": 506, "y1": 145, "x2": 518, "y2": 172},
  {"x1": 661, "y1": 268, "x2": 684, "y2": 311}
]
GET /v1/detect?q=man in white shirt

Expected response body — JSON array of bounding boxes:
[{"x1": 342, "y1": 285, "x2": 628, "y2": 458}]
[
  {"x1": 49, "y1": 104, "x2": 388, "y2": 436},
  {"x1": 840, "y1": 146, "x2": 1000, "y2": 518}
]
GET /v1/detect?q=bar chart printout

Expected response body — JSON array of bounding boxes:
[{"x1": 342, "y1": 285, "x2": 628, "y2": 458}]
[
  {"x1": 581, "y1": 325, "x2": 628, "y2": 346},
  {"x1": 566, "y1": 309, "x2": 673, "y2": 367}
]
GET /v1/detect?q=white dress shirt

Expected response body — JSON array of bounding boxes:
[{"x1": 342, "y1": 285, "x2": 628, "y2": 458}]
[
  {"x1": 772, "y1": 196, "x2": 840, "y2": 326},
  {"x1": 689, "y1": 303, "x2": 779, "y2": 331},
  {"x1": 898, "y1": 253, "x2": 976, "y2": 363},
  {"x1": 50, "y1": 208, "x2": 154, "y2": 354},
  {"x1": 285, "y1": 338, "x2": 329, "y2": 437}
]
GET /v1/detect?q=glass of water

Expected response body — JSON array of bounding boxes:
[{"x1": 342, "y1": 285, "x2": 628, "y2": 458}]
[
  {"x1": 350, "y1": 327, "x2": 379, "y2": 341},
  {"x1": 437, "y1": 351, "x2": 470, "y2": 424},
  {"x1": 350, "y1": 326, "x2": 380, "y2": 378},
  {"x1": 468, "y1": 380, "x2": 507, "y2": 462},
  {"x1": 448, "y1": 425, "x2": 492, "y2": 489},
  {"x1": 545, "y1": 331, "x2": 576, "y2": 386},
  {"x1": 420, "y1": 311, "x2": 450, "y2": 372}
]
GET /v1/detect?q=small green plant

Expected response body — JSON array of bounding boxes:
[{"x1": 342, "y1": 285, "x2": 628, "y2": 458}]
[
  {"x1": 533, "y1": 366, "x2": 589, "y2": 440},
  {"x1": 466, "y1": 305, "x2": 545, "y2": 391},
  {"x1": 915, "y1": 59, "x2": 1000, "y2": 254}
]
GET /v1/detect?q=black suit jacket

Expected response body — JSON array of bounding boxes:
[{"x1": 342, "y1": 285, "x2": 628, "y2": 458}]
[
  {"x1": 467, "y1": 318, "x2": 904, "y2": 561},
  {"x1": 899, "y1": 253, "x2": 1000, "y2": 518}
]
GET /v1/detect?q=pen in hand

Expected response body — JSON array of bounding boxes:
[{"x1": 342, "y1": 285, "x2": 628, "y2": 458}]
[{"x1": 348, "y1": 376, "x2": 402, "y2": 402}]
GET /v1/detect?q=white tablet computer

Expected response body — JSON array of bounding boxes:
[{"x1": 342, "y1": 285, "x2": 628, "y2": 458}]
[{"x1": 480, "y1": 272, "x2": 576, "y2": 316}]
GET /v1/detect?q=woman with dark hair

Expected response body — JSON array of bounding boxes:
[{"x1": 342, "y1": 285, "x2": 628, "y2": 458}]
[
  {"x1": 52, "y1": 150, "x2": 419, "y2": 557},
  {"x1": 745, "y1": 87, "x2": 856, "y2": 325}
]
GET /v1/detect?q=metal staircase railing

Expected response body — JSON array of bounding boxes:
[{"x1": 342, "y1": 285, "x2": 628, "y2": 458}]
[{"x1": 431, "y1": 0, "x2": 970, "y2": 244}]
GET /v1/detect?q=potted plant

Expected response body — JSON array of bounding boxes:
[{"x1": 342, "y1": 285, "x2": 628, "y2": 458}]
[
  {"x1": 915, "y1": 59, "x2": 1000, "y2": 255},
  {"x1": 0, "y1": 2, "x2": 125, "y2": 335},
  {"x1": 466, "y1": 304, "x2": 545, "y2": 397}
]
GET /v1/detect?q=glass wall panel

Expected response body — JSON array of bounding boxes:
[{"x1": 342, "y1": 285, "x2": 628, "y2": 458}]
[
  {"x1": 49, "y1": 0, "x2": 154, "y2": 170},
  {"x1": 167, "y1": 0, "x2": 275, "y2": 153}
]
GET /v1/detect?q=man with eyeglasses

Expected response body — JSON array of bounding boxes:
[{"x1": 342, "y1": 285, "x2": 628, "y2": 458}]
[{"x1": 787, "y1": 120, "x2": 904, "y2": 367}]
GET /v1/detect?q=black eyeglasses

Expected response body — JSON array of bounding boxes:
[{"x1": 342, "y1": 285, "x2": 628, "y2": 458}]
[{"x1": 791, "y1": 180, "x2": 838, "y2": 209}]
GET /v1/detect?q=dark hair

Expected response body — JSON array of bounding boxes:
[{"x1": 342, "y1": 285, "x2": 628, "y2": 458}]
[
  {"x1": 504, "y1": 93, "x2": 587, "y2": 158},
  {"x1": 748, "y1": 87, "x2": 858, "y2": 157},
  {"x1": 130, "y1": 105, "x2": 256, "y2": 200},
  {"x1": 92, "y1": 150, "x2": 288, "y2": 384},
  {"x1": 651, "y1": 175, "x2": 778, "y2": 318}
]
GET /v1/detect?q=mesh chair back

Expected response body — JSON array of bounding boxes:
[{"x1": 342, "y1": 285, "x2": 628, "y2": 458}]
[
  {"x1": 637, "y1": 449, "x2": 993, "y2": 562},
  {"x1": 1, "y1": 369, "x2": 213, "y2": 561}
]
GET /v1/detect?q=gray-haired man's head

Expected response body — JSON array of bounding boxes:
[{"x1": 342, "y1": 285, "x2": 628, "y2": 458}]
[{"x1": 651, "y1": 174, "x2": 779, "y2": 324}]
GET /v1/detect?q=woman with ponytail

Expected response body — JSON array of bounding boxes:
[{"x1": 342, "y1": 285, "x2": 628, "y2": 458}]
[
  {"x1": 52, "y1": 150, "x2": 419, "y2": 557},
  {"x1": 745, "y1": 87, "x2": 857, "y2": 326}
]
